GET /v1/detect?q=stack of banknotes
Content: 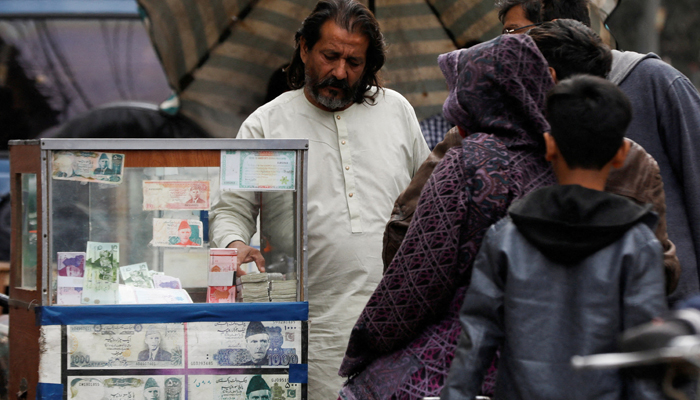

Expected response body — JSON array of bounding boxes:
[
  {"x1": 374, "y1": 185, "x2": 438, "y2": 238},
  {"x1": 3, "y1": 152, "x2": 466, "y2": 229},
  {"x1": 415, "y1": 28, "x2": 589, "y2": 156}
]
[
  {"x1": 269, "y1": 280, "x2": 297, "y2": 302},
  {"x1": 236, "y1": 273, "x2": 295, "y2": 302},
  {"x1": 237, "y1": 273, "x2": 272, "y2": 302}
]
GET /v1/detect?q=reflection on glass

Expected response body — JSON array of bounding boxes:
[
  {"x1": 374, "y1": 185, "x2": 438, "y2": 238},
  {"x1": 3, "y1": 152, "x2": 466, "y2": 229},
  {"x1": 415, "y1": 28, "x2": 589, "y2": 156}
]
[
  {"x1": 20, "y1": 173, "x2": 37, "y2": 289},
  {"x1": 48, "y1": 164, "x2": 300, "y2": 303}
]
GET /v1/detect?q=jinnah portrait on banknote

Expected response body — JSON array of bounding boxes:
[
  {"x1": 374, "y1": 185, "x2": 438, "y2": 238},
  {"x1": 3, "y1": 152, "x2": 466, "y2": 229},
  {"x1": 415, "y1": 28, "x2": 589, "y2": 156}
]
[
  {"x1": 186, "y1": 183, "x2": 207, "y2": 205},
  {"x1": 246, "y1": 375, "x2": 271, "y2": 400},
  {"x1": 138, "y1": 327, "x2": 172, "y2": 362},
  {"x1": 94, "y1": 153, "x2": 114, "y2": 175},
  {"x1": 176, "y1": 221, "x2": 198, "y2": 246},
  {"x1": 243, "y1": 322, "x2": 270, "y2": 366},
  {"x1": 143, "y1": 378, "x2": 160, "y2": 400}
]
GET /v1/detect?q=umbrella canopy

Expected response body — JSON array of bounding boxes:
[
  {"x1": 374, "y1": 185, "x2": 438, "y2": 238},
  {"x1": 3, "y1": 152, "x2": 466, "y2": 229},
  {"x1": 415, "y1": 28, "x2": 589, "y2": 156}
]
[{"x1": 137, "y1": 0, "x2": 505, "y2": 137}]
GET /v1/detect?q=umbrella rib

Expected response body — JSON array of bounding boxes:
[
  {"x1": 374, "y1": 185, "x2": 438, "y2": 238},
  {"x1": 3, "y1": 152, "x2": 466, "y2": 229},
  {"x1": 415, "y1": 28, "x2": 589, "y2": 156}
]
[
  {"x1": 179, "y1": 0, "x2": 263, "y2": 93},
  {"x1": 424, "y1": 1, "x2": 458, "y2": 48}
]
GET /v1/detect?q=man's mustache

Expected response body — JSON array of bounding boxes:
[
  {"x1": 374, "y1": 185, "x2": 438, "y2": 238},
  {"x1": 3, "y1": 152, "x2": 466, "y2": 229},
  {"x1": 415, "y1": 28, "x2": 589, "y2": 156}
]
[{"x1": 317, "y1": 77, "x2": 350, "y2": 91}]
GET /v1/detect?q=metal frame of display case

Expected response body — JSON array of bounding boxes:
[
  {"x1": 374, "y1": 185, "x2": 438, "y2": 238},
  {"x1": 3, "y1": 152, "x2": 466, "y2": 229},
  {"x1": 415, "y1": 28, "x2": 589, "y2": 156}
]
[{"x1": 8, "y1": 138, "x2": 309, "y2": 400}]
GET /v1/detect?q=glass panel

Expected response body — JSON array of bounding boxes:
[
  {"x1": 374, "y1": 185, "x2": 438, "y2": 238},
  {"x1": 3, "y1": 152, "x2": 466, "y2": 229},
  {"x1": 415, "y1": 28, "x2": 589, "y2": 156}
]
[
  {"x1": 20, "y1": 173, "x2": 37, "y2": 289},
  {"x1": 50, "y1": 164, "x2": 298, "y2": 304}
]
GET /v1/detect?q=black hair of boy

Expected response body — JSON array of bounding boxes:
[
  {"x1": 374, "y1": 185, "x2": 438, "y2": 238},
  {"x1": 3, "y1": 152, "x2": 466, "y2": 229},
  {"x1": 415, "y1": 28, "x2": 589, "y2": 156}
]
[
  {"x1": 496, "y1": 0, "x2": 542, "y2": 24},
  {"x1": 546, "y1": 75, "x2": 632, "y2": 170},
  {"x1": 542, "y1": 0, "x2": 591, "y2": 26},
  {"x1": 529, "y1": 19, "x2": 612, "y2": 80}
]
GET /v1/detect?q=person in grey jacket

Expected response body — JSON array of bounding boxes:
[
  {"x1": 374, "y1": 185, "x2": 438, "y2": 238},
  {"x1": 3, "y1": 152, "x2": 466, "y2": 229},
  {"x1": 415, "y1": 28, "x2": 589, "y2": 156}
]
[
  {"x1": 500, "y1": 0, "x2": 700, "y2": 306},
  {"x1": 442, "y1": 75, "x2": 668, "y2": 400}
]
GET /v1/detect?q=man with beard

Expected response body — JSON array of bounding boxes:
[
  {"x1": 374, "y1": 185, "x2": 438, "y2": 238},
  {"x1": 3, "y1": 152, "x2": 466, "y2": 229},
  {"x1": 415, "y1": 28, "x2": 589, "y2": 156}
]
[{"x1": 209, "y1": 0, "x2": 429, "y2": 398}]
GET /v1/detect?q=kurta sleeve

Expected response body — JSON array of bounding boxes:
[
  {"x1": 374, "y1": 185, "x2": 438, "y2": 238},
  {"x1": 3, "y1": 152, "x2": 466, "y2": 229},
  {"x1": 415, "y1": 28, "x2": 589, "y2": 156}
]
[
  {"x1": 208, "y1": 114, "x2": 264, "y2": 248},
  {"x1": 339, "y1": 137, "x2": 513, "y2": 377},
  {"x1": 441, "y1": 224, "x2": 506, "y2": 400},
  {"x1": 407, "y1": 109, "x2": 431, "y2": 177}
]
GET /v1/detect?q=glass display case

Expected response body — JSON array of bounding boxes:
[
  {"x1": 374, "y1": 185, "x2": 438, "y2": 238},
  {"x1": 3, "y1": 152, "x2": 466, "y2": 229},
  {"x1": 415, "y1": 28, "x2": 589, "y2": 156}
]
[{"x1": 9, "y1": 138, "x2": 309, "y2": 400}]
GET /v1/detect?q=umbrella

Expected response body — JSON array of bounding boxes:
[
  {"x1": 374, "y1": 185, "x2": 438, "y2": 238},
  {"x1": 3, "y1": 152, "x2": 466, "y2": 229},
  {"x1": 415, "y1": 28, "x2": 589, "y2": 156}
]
[
  {"x1": 136, "y1": 0, "x2": 508, "y2": 138},
  {"x1": 138, "y1": 0, "x2": 319, "y2": 137}
]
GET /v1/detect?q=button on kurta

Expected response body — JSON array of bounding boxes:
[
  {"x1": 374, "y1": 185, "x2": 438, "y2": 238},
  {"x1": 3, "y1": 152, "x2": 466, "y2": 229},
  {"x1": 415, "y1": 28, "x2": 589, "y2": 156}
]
[
  {"x1": 336, "y1": 115, "x2": 341, "y2": 120},
  {"x1": 349, "y1": 193, "x2": 353, "y2": 197},
  {"x1": 341, "y1": 140, "x2": 346, "y2": 145},
  {"x1": 345, "y1": 166, "x2": 350, "y2": 170}
]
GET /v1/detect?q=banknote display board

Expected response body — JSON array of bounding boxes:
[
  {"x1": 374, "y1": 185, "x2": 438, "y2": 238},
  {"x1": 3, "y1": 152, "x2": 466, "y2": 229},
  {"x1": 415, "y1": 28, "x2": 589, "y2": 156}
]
[
  {"x1": 9, "y1": 139, "x2": 310, "y2": 400},
  {"x1": 59, "y1": 320, "x2": 307, "y2": 399}
]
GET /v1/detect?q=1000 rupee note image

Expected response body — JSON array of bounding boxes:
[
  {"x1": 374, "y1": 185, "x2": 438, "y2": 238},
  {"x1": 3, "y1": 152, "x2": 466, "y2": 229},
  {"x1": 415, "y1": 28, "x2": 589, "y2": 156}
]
[
  {"x1": 187, "y1": 321, "x2": 301, "y2": 368},
  {"x1": 82, "y1": 242, "x2": 119, "y2": 305},
  {"x1": 68, "y1": 323, "x2": 184, "y2": 369}
]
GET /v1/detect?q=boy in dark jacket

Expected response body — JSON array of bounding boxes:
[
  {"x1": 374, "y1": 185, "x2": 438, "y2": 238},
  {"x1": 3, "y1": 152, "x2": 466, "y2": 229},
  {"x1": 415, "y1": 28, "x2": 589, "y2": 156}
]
[{"x1": 441, "y1": 75, "x2": 668, "y2": 400}]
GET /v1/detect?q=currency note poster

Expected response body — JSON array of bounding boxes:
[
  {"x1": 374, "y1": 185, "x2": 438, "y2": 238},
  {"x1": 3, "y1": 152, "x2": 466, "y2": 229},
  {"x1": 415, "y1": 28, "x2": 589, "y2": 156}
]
[
  {"x1": 152, "y1": 219, "x2": 204, "y2": 248},
  {"x1": 188, "y1": 322, "x2": 302, "y2": 368},
  {"x1": 67, "y1": 375, "x2": 185, "y2": 400},
  {"x1": 221, "y1": 150, "x2": 295, "y2": 191},
  {"x1": 52, "y1": 151, "x2": 124, "y2": 185},
  {"x1": 189, "y1": 374, "x2": 301, "y2": 400},
  {"x1": 68, "y1": 323, "x2": 185, "y2": 369},
  {"x1": 143, "y1": 180, "x2": 210, "y2": 211}
]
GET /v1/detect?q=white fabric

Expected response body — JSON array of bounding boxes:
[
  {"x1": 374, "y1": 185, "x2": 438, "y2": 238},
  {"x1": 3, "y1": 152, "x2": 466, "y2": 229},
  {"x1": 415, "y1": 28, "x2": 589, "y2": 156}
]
[{"x1": 210, "y1": 88, "x2": 429, "y2": 400}]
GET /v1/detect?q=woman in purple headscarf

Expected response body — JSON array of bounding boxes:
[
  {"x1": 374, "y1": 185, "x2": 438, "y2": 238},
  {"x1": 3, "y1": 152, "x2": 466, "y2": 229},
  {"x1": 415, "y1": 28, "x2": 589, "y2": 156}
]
[{"x1": 338, "y1": 34, "x2": 556, "y2": 399}]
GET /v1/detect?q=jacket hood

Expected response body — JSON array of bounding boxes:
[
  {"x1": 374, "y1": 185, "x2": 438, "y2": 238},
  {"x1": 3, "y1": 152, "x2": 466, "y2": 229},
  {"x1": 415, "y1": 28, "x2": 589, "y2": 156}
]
[
  {"x1": 608, "y1": 50, "x2": 660, "y2": 85},
  {"x1": 508, "y1": 185, "x2": 658, "y2": 264},
  {"x1": 438, "y1": 34, "x2": 554, "y2": 147}
]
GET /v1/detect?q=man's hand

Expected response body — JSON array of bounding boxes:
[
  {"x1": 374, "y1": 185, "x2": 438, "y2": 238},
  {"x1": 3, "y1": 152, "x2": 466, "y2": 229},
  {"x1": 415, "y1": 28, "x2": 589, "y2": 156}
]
[{"x1": 227, "y1": 241, "x2": 266, "y2": 275}]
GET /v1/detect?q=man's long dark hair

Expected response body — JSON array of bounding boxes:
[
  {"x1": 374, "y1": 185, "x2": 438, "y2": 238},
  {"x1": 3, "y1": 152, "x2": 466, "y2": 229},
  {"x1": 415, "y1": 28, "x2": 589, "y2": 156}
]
[
  {"x1": 496, "y1": 0, "x2": 542, "y2": 24},
  {"x1": 287, "y1": 0, "x2": 386, "y2": 104}
]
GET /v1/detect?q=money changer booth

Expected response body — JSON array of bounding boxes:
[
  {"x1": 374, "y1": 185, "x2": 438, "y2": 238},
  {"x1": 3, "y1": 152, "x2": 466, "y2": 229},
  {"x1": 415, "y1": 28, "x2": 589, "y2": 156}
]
[{"x1": 8, "y1": 138, "x2": 309, "y2": 400}]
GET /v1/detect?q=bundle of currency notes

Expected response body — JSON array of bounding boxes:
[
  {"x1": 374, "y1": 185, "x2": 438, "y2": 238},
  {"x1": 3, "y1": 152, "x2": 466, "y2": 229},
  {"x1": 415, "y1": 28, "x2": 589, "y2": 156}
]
[
  {"x1": 57, "y1": 252, "x2": 86, "y2": 305},
  {"x1": 270, "y1": 280, "x2": 298, "y2": 302},
  {"x1": 82, "y1": 242, "x2": 119, "y2": 305},
  {"x1": 238, "y1": 281, "x2": 270, "y2": 302},
  {"x1": 207, "y1": 248, "x2": 237, "y2": 303},
  {"x1": 236, "y1": 273, "x2": 297, "y2": 302}
]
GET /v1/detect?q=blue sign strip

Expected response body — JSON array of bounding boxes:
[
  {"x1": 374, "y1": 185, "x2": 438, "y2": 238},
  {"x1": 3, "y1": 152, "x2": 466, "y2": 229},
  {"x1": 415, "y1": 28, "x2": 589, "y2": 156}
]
[
  {"x1": 35, "y1": 383, "x2": 63, "y2": 400},
  {"x1": 37, "y1": 302, "x2": 309, "y2": 325},
  {"x1": 288, "y1": 364, "x2": 309, "y2": 384}
]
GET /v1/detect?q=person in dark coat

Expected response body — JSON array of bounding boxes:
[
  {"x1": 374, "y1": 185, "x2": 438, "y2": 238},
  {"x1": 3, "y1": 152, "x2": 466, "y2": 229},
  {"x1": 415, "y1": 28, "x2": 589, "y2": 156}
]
[
  {"x1": 442, "y1": 75, "x2": 667, "y2": 400},
  {"x1": 340, "y1": 34, "x2": 558, "y2": 399}
]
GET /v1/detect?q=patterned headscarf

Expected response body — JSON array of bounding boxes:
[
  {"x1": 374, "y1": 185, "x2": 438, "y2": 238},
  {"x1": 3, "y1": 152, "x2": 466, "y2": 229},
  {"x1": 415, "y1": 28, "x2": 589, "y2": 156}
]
[{"x1": 439, "y1": 34, "x2": 554, "y2": 146}]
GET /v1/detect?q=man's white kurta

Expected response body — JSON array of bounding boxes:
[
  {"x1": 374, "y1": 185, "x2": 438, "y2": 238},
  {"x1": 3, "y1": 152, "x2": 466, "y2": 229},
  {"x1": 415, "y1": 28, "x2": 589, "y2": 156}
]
[{"x1": 210, "y1": 88, "x2": 430, "y2": 400}]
